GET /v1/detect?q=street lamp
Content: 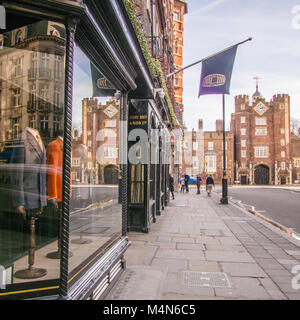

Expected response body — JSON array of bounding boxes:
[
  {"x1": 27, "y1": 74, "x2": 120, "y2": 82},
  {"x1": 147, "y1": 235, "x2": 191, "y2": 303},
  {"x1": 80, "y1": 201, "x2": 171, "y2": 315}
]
[{"x1": 221, "y1": 94, "x2": 228, "y2": 204}]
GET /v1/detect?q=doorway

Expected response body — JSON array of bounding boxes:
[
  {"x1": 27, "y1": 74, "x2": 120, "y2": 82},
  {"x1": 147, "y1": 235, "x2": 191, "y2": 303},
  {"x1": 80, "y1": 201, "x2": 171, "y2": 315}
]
[{"x1": 254, "y1": 165, "x2": 269, "y2": 185}]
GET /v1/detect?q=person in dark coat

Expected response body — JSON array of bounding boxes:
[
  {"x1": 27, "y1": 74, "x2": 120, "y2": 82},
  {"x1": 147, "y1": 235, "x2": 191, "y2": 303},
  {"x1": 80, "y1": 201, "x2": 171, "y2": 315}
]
[
  {"x1": 206, "y1": 174, "x2": 215, "y2": 197},
  {"x1": 196, "y1": 174, "x2": 202, "y2": 194},
  {"x1": 184, "y1": 173, "x2": 190, "y2": 192},
  {"x1": 169, "y1": 174, "x2": 175, "y2": 200}
]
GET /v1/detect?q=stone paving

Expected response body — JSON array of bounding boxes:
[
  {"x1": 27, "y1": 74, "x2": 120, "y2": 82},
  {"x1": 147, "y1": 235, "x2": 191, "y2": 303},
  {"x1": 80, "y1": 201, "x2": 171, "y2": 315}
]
[{"x1": 106, "y1": 188, "x2": 300, "y2": 300}]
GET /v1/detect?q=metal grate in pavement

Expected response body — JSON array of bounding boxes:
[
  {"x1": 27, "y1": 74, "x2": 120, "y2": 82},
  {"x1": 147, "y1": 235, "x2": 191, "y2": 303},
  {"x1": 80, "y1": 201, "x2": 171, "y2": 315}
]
[{"x1": 181, "y1": 271, "x2": 231, "y2": 288}]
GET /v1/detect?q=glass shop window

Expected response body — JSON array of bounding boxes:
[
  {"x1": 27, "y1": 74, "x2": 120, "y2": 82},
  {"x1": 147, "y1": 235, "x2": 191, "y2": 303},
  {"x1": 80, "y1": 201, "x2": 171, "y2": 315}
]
[
  {"x1": 69, "y1": 45, "x2": 121, "y2": 282},
  {"x1": 130, "y1": 163, "x2": 145, "y2": 203},
  {"x1": 0, "y1": 20, "x2": 66, "y2": 293}
]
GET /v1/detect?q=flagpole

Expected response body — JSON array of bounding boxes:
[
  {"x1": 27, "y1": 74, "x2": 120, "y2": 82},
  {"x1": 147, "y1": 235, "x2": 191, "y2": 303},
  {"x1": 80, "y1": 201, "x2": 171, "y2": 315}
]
[
  {"x1": 166, "y1": 37, "x2": 252, "y2": 78},
  {"x1": 221, "y1": 94, "x2": 228, "y2": 204}
]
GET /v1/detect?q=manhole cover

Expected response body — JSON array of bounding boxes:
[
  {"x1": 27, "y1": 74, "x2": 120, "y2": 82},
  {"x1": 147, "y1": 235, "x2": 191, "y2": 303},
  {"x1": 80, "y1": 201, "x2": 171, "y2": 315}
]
[{"x1": 181, "y1": 271, "x2": 231, "y2": 288}]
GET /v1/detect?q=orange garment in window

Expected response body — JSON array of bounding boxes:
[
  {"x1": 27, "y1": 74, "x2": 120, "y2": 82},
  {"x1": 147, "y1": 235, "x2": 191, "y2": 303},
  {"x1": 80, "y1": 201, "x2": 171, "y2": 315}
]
[{"x1": 46, "y1": 137, "x2": 63, "y2": 202}]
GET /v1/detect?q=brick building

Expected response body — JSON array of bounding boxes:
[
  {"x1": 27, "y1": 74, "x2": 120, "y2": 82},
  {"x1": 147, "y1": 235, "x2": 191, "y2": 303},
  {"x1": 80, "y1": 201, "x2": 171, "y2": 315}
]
[
  {"x1": 181, "y1": 84, "x2": 300, "y2": 185},
  {"x1": 181, "y1": 119, "x2": 234, "y2": 185},
  {"x1": 71, "y1": 98, "x2": 120, "y2": 185},
  {"x1": 291, "y1": 133, "x2": 300, "y2": 183},
  {"x1": 173, "y1": 0, "x2": 188, "y2": 124},
  {"x1": 231, "y1": 85, "x2": 292, "y2": 185},
  {"x1": 203, "y1": 120, "x2": 234, "y2": 184}
]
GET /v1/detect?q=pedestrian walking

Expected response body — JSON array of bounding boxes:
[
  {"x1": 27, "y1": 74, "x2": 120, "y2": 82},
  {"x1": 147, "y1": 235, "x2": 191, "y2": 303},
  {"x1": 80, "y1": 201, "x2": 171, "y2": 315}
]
[
  {"x1": 180, "y1": 174, "x2": 185, "y2": 193},
  {"x1": 184, "y1": 173, "x2": 190, "y2": 193},
  {"x1": 169, "y1": 174, "x2": 175, "y2": 200},
  {"x1": 196, "y1": 174, "x2": 202, "y2": 194},
  {"x1": 206, "y1": 174, "x2": 215, "y2": 197}
]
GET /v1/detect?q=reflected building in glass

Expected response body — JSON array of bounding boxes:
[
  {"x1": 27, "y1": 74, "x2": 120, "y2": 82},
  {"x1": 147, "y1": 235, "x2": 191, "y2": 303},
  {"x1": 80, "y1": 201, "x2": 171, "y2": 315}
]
[
  {"x1": 0, "y1": 20, "x2": 66, "y2": 289},
  {"x1": 0, "y1": 20, "x2": 65, "y2": 149},
  {"x1": 74, "y1": 97, "x2": 120, "y2": 186}
]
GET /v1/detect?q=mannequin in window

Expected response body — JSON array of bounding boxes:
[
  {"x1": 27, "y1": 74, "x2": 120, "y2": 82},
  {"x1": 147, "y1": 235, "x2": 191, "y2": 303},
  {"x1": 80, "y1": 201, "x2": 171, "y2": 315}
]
[
  {"x1": 46, "y1": 133, "x2": 63, "y2": 208},
  {"x1": 46, "y1": 131, "x2": 71, "y2": 258},
  {"x1": 11, "y1": 127, "x2": 47, "y2": 216},
  {"x1": 11, "y1": 127, "x2": 47, "y2": 279}
]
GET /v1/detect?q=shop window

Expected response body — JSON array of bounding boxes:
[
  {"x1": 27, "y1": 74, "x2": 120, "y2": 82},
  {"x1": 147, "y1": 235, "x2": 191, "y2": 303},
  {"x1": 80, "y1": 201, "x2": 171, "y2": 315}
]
[
  {"x1": 69, "y1": 44, "x2": 121, "y2": 283},
  {"x1": 130, "y1": 163, "x2": 145, "y2": 203},
  {"x1": 0, "y1": 20, "x2": 66, "y2": 296}
]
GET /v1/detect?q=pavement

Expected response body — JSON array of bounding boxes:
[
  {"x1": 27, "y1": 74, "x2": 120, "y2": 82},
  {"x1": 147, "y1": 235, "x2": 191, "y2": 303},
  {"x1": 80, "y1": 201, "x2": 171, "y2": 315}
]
[{"x1": 106, "y1": 186, "x2": 300, "y2": 300}]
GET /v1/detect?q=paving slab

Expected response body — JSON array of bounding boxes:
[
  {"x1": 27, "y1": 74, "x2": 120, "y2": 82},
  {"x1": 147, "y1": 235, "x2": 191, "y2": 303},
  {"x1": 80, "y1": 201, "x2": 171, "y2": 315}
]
[
  {"x1": 151, "y1": 258, "x2": 187, "y2": 274},
  {"x1": 220, "y1": 262, "x2": 267, "y2": 278},
  {"x1": 259, "y1": 278, "x2": 288, "y2": 300},
  {"x1": 215, "y1": 277, "x2": 271, "y2": 299},
  {"x1": 172, "y1": 237, "x2": 195, "y2": 243},
  {"x1": 163, "y1": 273, "x2": 215, "y2": 297},
  {"x1": 215, "y1": 236, "x2": 241, "y2": 245},
  {"x1": 255, "y1": 258, "x2": 286, "y2": 270},
  {"x1": 205, "y1": 243, "x2": 246, "y2": 252},
  {"x1": 188, "y1": 260, "x2": 220, "y2": 272},
  {"x1": 156, "y1": 248, "x2": 205, "y2": 260},
  {"x1": 156, "y1": 236, "x2": 171, "y2": 242},
  {"x1": 177, "y1": 243, "x2": 205, "y2": 250},
  {"x1": 105, "y1": 266, "x2": 167, "y2": 300},
  {"x1": 124, "y1": 245, "x2": 158, "y2": 266},
  {"x1": 205, "y1": 250, "x2": 255, "y2": 263}
]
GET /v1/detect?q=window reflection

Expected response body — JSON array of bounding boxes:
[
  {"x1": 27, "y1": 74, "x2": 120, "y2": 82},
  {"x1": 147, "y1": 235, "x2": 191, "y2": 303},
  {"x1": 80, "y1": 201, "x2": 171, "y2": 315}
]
[
  {"x1": 0, "y1": 20, "x2": 65, "y2": 287},
  {"x1": 130, "y1": 163, "x2": 144, "y2": 203},
  {"x1": 69, "y1": 46, "x2": 122, "y2": 277}
]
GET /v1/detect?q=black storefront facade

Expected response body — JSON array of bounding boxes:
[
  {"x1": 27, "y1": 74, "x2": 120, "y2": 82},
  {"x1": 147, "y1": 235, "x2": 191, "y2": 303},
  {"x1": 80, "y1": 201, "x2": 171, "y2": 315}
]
[{"x1": 0, "y1": 0, "x2": 173, "y2": 300}]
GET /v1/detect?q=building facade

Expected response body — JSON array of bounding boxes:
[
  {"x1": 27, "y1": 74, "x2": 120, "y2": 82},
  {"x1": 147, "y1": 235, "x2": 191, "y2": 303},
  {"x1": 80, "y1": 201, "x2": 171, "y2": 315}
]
[
  {"x1": 181, "y1": 119, "x2": 234, "y2": 185},
  {"x1": 291, "y1": 133, "x2": 300, "y2": 183},
  {"x1": 232, "y1": 87, "x2": 292, "y2": 185},
  {"x1": 173, "y1": 0, "x2": 187, "y2": 124},
  {"x1": 0, "y1": 0, "x2": 183, "y2": 300}
]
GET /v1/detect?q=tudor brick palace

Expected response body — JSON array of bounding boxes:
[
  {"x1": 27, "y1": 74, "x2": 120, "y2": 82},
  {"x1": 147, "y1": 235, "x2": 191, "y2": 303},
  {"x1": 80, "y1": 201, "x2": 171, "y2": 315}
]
[{"x1": 182, "y1": 84, "x2": 300, "y2": 185}]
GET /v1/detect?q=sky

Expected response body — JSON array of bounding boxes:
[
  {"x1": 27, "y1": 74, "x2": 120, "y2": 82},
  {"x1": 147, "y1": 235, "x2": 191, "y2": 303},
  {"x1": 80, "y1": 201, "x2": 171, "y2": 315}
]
[{"x1": 182, "y1": 0, "x2": 300, "y2": 131}]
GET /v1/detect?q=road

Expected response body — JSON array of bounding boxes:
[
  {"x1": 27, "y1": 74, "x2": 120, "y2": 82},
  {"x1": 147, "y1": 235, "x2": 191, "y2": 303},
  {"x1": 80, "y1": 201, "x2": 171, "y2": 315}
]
[{"x1": 216, "y1": 186, "x2": 300, "y2": 234}]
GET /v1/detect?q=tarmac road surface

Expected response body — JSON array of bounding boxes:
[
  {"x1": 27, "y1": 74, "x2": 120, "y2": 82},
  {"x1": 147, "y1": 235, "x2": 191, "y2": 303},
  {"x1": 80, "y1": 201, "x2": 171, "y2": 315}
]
[{"x1": 225, "y1": 187, "x2": 300, "y2": 234}]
